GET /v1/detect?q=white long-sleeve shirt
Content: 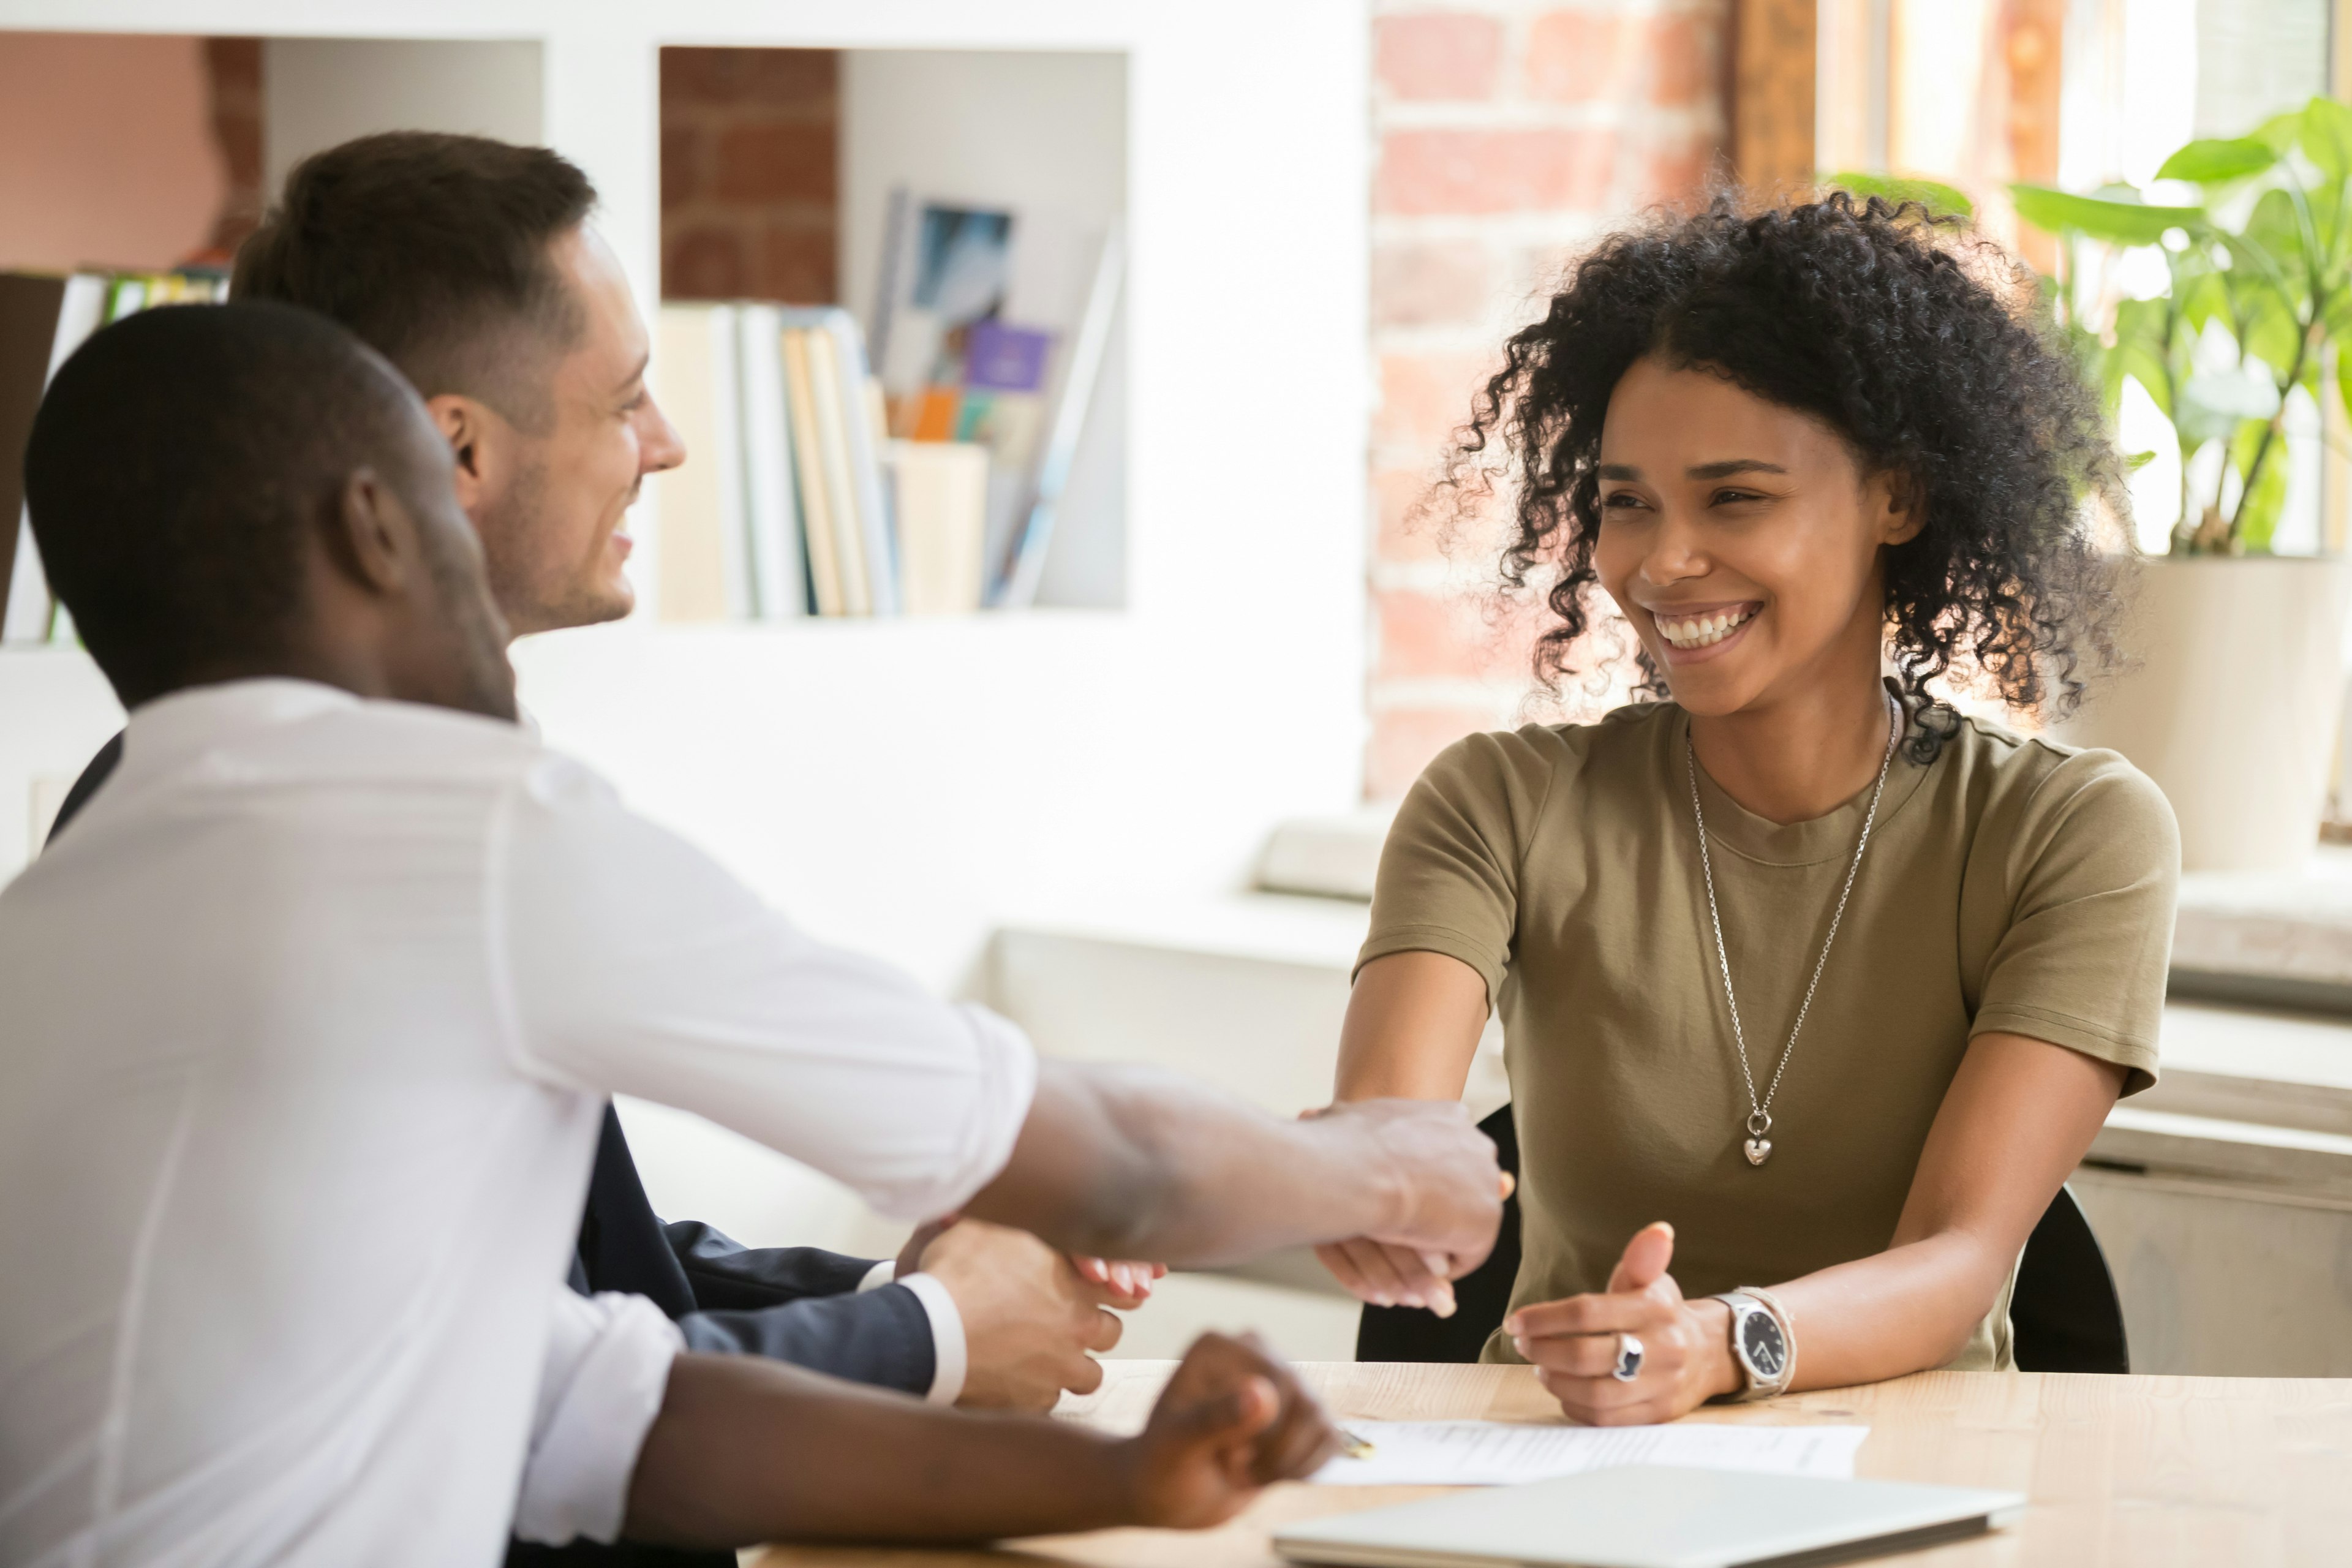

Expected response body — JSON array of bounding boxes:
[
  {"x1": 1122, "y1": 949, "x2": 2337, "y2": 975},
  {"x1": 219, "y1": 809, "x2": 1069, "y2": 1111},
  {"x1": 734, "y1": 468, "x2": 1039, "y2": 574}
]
[
  {"x1": 0, "y1": 679, "x2": 1037, "y2": 1567},
  {"x1": 517, "y1": 1290, "x2": 685, "y2": 1547}
]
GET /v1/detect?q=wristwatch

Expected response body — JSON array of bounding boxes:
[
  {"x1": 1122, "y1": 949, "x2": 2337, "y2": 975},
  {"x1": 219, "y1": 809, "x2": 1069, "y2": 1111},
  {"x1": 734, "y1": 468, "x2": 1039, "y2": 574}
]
[{"x1": 1710, "y1": 1287, "x2": 1795, "y2": 1401}]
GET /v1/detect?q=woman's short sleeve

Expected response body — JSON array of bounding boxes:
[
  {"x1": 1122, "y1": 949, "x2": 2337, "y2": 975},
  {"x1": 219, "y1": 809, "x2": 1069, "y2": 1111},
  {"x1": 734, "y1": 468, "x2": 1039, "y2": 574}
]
[
  {"x1": 1357, "y1": 730, "x2": 1553, "y2": 1006},
  {"x1": 1970, "y1": 748, "x2": 2179, "y2": 1095}
]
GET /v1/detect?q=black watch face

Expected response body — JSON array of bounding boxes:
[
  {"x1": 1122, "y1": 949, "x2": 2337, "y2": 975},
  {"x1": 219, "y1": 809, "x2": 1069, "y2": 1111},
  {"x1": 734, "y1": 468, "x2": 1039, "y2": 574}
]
[{"x1": 1740, "y1": 1311, "x2": 1787, "y2": 1379}]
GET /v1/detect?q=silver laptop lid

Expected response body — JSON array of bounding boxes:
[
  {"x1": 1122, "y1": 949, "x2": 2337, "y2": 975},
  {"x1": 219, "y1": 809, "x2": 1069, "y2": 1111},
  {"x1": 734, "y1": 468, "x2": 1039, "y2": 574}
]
[{"x1": 1273, "y1": 1464, "x2": 2027, "y2": 1568}]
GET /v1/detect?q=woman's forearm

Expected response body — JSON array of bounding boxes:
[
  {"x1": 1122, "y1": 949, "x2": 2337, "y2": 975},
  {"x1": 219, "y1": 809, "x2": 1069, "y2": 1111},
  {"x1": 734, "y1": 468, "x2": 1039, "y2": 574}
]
[
  {"x1": 1514, "y1": 1035, "x2": 2124, "y2": 1422},
  {"x1": 1500, "y1": 1221, "x2": 2015, "y2": 1424},
  {"x1": 625, "y1": 1353, "x2": 1139, "y2": 1547},
  {"x1": 1768, "y1": 1229, "x2": 2015, "y2": 1391},
  {"x1": 1772, "y1": 1033, "x2": 2126, "y2": 1390}
]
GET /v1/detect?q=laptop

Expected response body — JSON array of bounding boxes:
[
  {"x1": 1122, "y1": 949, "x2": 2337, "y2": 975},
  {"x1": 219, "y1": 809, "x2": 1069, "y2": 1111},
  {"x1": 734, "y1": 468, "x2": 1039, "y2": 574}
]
[{"x1": 1272, "y1": 1465, "x2": 2027, "y2": 1568}]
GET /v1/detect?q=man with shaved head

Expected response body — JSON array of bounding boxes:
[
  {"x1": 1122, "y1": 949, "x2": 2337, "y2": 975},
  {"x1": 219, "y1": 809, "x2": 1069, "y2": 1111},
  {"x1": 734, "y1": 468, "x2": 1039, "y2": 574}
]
[{"x1": 0, "y1": 302, "x2": 1501, "y2": 1561}]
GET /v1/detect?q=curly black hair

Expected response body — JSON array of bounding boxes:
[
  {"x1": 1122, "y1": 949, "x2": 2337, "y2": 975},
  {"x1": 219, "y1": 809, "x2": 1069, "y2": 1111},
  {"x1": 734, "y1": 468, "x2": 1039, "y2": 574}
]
[{"x1": 1442, "y1": 191, "x2": 2122, "y2": 761}]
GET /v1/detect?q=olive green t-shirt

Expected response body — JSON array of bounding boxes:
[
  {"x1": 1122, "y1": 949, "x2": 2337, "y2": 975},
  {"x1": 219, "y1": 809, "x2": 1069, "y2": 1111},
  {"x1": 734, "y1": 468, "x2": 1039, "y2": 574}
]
[{"x1": 1360, "y1": 698, "x2": 2179, "y2": 1371}]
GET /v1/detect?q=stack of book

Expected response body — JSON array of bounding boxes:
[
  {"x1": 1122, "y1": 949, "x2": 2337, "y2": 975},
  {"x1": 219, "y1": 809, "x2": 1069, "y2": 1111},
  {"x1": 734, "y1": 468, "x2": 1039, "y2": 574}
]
[
  {"x1": 2, "y1": 270, "x2": 229, "y2": 646},
  {"x1": 655, "y1": 304, "x2": 908, "y2": 620},
  {"x1": 871, "y1": 194, "x2": 1123, "y2": 611},
  {"x1": 655, "y1": 195, "x2": 1123, "y2": 624},
  {"x1": 659, "y1": 303, "x2": 1028, "y2": 620}
]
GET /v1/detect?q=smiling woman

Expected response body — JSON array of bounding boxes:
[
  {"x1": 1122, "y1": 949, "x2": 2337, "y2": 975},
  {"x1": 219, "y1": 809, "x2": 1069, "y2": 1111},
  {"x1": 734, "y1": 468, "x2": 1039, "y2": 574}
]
[{"x1": 1324, "y1": 193, "x2": 2183, "y2": 1428}]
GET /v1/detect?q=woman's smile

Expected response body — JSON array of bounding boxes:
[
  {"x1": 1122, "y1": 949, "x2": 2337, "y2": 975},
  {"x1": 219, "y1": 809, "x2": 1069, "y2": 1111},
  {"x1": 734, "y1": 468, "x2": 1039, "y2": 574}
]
[{"x1": 1650, "y1": 600, "x2": 1763, "y2": 663}]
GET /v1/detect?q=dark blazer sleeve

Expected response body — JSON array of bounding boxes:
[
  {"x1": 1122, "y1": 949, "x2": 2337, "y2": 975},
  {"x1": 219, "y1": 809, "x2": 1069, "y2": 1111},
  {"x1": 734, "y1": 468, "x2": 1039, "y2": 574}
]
[
  {"x1": 663, "y1": 1219, "x2": 884, "y2": 1306},
  {"x1": 573, "y1": 1107, "x2": 937, "y2": 1396},
  {"x1": 674, "y1": 1280, "x2": 937, "y2": 1393}
]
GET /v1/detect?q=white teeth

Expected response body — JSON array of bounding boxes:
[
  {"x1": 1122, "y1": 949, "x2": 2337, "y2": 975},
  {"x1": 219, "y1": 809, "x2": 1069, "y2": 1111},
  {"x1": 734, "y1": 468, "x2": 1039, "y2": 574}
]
[{"x1": 1659, "y1": 608, "x2": 1754, "y2": 648}]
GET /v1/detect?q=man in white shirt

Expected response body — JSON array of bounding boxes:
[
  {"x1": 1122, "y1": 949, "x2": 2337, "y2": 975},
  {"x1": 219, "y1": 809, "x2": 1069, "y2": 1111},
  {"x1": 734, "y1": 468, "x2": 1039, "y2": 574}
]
[{"x1": 0, "y1": 302, "x2": 1504, "y2": 1562}]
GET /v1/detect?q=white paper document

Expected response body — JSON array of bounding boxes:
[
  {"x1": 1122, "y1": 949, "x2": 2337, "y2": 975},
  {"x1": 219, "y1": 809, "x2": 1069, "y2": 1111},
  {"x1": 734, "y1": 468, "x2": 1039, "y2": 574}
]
[{"x1": 1311, "y1": 1420, "x2": 1869, "y2": 1487}]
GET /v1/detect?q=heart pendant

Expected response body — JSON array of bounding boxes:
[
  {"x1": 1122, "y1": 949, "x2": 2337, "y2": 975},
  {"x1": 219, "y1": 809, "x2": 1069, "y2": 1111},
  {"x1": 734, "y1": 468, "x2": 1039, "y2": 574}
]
[{"x1": 1744, "y1": 1137, "x2": 1773, "y2": 1166}]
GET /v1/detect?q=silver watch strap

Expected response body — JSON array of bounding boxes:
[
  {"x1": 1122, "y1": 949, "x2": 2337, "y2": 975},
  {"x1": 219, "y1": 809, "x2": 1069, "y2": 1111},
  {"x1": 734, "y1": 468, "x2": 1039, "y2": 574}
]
[{"x1": 1711, "y1": 1286, "x2": 1797, "y2": 1400}]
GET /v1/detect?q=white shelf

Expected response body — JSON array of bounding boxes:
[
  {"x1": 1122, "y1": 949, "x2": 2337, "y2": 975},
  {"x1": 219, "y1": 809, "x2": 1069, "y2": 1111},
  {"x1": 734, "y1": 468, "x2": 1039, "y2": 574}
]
[{"x1": 644, "y1": 608, "x2": 1121, "y2": 635}]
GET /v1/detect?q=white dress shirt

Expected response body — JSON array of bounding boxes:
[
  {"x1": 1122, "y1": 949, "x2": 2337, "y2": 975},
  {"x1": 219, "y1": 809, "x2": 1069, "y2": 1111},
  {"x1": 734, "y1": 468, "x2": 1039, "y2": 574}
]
[
  {"x1": 854, "y1": 1264, "x2": 968, "y2": 1406},
  {"x1": 516, "y1": 1290, "x2": 684, "y2": 1546},
  {"x1": 511, "y1": 703, "x2": 967, "y2": 1411},
  {"x1": 0, "y1": 680, "x2": 1036, "y2": 1567}
]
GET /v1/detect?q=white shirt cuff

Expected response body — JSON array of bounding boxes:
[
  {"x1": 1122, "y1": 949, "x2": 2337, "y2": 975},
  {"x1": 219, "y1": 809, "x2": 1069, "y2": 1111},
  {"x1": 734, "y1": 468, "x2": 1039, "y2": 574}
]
[
  {"x1": 895, "y1": 1271, "x2": 968, "y2": 1406},
  {"x1": 855, "y1": 1260, "x2": 967, "y2": 1405},
  {"x1": 515, "y1": 1290, "x2": 684, "y2": 1546}
]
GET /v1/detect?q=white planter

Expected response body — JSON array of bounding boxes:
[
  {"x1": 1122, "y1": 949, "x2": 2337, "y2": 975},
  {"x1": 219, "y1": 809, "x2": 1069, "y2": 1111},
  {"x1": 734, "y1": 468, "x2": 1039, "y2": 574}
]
[{"x1": 2052, "y1": 556, "x2": 2351, "y2": 873}]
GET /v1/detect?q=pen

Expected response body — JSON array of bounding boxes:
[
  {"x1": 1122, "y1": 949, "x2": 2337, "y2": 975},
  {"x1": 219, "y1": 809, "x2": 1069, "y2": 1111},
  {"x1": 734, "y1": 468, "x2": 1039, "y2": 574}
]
[{"x1": 1338, "y1": 1428, "x2": 1377, "y2": 1460}]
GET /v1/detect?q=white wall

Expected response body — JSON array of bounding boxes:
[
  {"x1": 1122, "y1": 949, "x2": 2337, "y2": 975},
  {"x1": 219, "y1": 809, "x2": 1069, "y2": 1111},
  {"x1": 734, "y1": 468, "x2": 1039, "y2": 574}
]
[
  {"x1": 0, "y1": 650, "x2": 120, "y2": 876},
  {"x1": 263, "y1": 38, "x2": 543, "y2": 196}
]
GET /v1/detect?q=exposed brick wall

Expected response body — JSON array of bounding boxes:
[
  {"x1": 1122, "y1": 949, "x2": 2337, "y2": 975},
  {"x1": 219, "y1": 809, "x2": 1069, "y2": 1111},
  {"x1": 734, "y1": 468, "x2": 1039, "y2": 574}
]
[
  {"x1": 199, "y1": 37, "x2": 264, "y2": 263},
  {"x1": 1365, "y1": 2, "x2": 1727, "y2": 799},
  {"x1": 660, "y1": 48, "x2": 838, "y2": 303}
]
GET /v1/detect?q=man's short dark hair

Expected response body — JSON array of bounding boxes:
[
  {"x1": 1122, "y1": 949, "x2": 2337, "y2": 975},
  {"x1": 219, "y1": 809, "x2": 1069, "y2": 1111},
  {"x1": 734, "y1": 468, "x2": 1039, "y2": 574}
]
[
  {"x1": 232, "y1": 131, "x2": 597, "y2": 430},
  {"x1": 26, "y1": 302, "x2": 429, "y2": 705}
]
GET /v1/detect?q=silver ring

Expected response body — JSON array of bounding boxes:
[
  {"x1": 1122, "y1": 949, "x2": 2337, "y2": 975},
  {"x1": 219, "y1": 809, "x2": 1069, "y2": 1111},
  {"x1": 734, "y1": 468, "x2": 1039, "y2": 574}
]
[{"x1": 1611, "y1": 1333, "x2": 1644, "y2": 1382}]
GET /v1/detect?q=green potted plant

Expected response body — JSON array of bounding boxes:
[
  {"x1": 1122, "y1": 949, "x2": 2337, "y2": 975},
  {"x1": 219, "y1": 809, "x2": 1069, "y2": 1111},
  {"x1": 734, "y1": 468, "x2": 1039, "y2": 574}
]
[
  {"x1": 1999, "y1": 98, "x2": 2352, "y2": 872},
  {"x1": 1838, "y1": 101, "x2": 2352, "y2": 872}
]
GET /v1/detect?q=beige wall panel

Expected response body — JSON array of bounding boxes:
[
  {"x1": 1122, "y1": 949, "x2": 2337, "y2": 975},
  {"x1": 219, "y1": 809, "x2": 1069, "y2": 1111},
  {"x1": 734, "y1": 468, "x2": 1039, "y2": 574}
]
[{"x1": 2073, "y1": 1167, "x2": 2352, "y2": 1376}]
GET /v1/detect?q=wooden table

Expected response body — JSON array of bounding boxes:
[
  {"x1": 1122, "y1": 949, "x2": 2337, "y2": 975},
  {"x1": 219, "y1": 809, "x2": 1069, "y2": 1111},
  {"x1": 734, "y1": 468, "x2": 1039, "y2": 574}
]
[{"x1": 748, "y1": 1360, "x2": 2352, "y2": 1567}]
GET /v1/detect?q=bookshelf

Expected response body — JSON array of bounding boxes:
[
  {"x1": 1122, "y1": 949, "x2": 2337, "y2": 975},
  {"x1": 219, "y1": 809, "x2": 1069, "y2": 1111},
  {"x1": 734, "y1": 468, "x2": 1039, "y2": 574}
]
[{"x1": 0, "y1": 0, "x2": 1369, "y2": 1246}]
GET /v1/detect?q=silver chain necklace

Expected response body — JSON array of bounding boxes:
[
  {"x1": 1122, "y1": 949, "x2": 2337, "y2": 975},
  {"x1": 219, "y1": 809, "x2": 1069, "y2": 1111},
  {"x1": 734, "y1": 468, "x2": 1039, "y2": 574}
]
[{"x1": 1687, "y1": 692, "x2": 1901, "y2": 1167}]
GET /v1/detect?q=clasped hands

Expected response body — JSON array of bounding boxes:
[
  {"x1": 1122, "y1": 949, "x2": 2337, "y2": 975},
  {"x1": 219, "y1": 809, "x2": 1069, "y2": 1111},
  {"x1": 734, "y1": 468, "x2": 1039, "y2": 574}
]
[
  {"x1": 919, "y1": 1097, "x2": 1510, "y2": 1414},
  {"x1": 1307, "y1": 1098, "x2": 1515, "y2": 1319},
  {"x1": 895, "y1": 1215, "x2": 1166, "y2": 1412}
]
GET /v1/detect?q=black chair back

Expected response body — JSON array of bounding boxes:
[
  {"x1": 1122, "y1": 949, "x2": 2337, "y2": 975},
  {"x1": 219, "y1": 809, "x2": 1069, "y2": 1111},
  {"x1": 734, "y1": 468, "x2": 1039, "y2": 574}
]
[
  {"x1": 2009, "y1": 1184, "x2": 2130, "y2": 1373},
  {"x1": 1354, "y1": 1102, "x2": 2130, "y2": 1375},
  {"x1": 1355, "y1": 1104, "x2": 1524, "y2": 1363}
]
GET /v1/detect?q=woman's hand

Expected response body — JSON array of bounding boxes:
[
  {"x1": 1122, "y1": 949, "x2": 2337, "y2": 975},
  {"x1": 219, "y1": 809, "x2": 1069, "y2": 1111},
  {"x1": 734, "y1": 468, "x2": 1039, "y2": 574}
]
[
  {"x1": 1118, "y1": 1332, "x2": 1339, "y2": 1528},
  {"x1": 1305, "y1": 1095, "x2": 1512, "y2": 1315},
  {"x1": 1504, "y1": 1221, "x2": 1741, "y2": 1425},
  {"x1": 1313, "y1": 1237, "x2": 1460, "y2": 1315},
  {"x1": 1071, "y1": 1255, "x2": 1167, "y2": 1308},
  {"x1": 1311, "y1": 1168, "x2": 1515, "y2": 1315}
]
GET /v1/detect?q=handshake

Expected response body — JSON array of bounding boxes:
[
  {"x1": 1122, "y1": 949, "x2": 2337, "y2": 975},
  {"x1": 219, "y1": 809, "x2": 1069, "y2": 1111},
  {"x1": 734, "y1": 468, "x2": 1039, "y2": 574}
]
[
  {"x1": 918, "y1": 1093, "x2": 1510, "y2": 1414},
  {"x1": 1297, "y1": 1098, "x2": 1515, "y2": 1320},
  {"x1": 631, "y1": 1072, "x2": 1512, "y2": 1548}
]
